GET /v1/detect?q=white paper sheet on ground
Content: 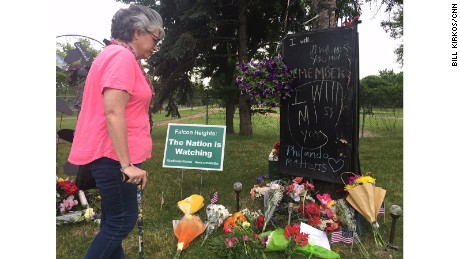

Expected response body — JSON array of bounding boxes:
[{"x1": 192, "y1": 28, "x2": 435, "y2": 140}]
[{"x1": 300, "y1": 222, "x2": 331, "y2": 250}]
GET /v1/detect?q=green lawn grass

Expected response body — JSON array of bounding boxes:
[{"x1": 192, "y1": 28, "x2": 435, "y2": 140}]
[{"x1": 56, "y1": 108, "x2": 403, "y2": 259}]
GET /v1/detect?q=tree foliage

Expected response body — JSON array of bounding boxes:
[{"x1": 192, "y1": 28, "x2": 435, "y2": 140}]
[
  {"x1": 360, "y1": 69, "x2": 403, "y2": 112},
  {"x1": 116, "y1": 0, "x2": 381, "y2": 133},
  {"x1": 364, "y1": 0, "x2": 403, "y2": 66}
]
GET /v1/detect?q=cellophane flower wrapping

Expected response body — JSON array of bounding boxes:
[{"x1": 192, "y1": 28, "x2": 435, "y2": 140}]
[
  {"x1": 335, "y1": 199, "x2": 369, "y2": 258},
  {"x1": 177, "y1": 194, "x2": 205, "y2": 215},
  {"x1": 259, "y1": 228, "x2": 340, "y2": 259},
  {"x1": 262, "y1": 182, "x2": 284, "y2": 231},
  {"x1": 173, "y1": 215, "x2": 207, "y2": 259},
  {"x1": 202, "y1": 204, "x2": 230, "y2": 245}
]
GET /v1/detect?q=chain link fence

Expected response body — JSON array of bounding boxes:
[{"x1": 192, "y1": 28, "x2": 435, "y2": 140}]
[{"x1": 57, "y1": 95, "x2": 401, "y2": 137}]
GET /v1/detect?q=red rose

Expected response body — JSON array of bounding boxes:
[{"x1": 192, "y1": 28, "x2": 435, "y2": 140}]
[
  {"x1": 256, "y1": 215, "x2": 265, "y2": 231},
  {"x1": 308, "y1": 215, "x2": 322, "y2": 226},
  {"x1": 297, "y1": 202, "x2": 321, "y2": 217},
  {"x1": 57, "y1": 180, "x2": 68, "y2": 188},
  {"x1": 63, "y1": 182, "x2": 79, "y2": 195}
]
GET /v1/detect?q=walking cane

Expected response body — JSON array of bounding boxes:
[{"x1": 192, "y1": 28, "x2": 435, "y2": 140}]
[{"x1": 137, "y1": 184, "x2": 144, "y2": 258}]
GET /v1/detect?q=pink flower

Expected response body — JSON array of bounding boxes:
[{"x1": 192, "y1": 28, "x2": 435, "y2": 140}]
[
  {"x1": 253, "y1": 234, "x2": 258, "y2": 239},
  {"x1": 304, "y1": 181, "x2": 315, "y2": 191},
  {"x1": 225, "y1": 238, "x2": 233, "y2": 248},
  {"x1": 293, "y1": 177, "x2": 303, "y2": 184},
  {"x1": 286, "y1": 184, "x2": 294, "y2": 193},
  {"x1": 261, "y1": 236, "x2": 269, "y2": 248},
  {"x1": 243, "y1": 235, "x2": 249, "y2": 241},
  {"x1": 224, "y1": 225, "x2": 233, "y2": 234},
  {"x1": 59, "y1": 195, "x2": 78, "y2": 213},
  {"x1": 316, "y1": 193, "x2": 332, "y2": 206}
]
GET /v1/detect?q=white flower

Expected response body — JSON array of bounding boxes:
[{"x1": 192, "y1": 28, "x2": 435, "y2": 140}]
[{"x1": 84, "y1": 208, "x2": 95, "y2": 220}]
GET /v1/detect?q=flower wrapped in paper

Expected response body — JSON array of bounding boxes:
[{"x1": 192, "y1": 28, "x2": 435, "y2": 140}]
[
  {"x1": 177, "y1": 194, "x2": 205, "y2": 215},
  {"x1": 173, "y1": 215, "x2": 207, "y2": 259},
  {"x1": 259, "y1": 228, "x2": 340, "y2": 259},
  {"x1": 344, "y1": 175, "x2": 387, "y2": 247}
]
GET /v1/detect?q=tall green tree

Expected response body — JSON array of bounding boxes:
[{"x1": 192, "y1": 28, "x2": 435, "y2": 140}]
[
  {"x1": 118, "y1": 0, "x2": 365, "y2": 135},
  {"x1": 360, "y1": 69, "x2": 403, "y2": 111}
]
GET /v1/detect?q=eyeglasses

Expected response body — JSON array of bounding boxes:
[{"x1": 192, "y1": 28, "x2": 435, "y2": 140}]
[{"x1": 148, "y1": 31, "x2": 162, "y2": 46}]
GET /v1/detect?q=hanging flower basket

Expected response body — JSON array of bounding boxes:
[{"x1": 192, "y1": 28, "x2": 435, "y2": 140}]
[{"x1": 236, "y1": 56, "x2": 294, "y2": 108}]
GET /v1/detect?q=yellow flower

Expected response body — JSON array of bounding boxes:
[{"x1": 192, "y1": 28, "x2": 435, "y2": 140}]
[
  {"x1": 84, "y1": 208, "x2": 95, "y2": 220},
  {"x1": 344, "y1": 184, "x2": 356, "y2": 190},
  {"x1": 242, "y1": 221, "x2": 251, "y2": 229},
  {"x1": 177, "y1": 194, "x2": 204, "y2": 215},
  {"x1": 356, "y1": 176, "x2": 375, "y2": 185},
  {"x1": 327, "y1": 200, "x2": 336, "y2": 208},
  {"x1": 344, "y1": 175, "x2": 376, "y2": 190}
]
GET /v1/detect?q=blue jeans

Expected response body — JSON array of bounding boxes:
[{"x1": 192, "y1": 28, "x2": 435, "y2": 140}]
[{"x1": 84, "y1": 157, "x2": 139, "y2": 259}]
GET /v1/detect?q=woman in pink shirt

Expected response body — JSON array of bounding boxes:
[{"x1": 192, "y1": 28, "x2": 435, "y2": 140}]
[{"x1": 68, "y1": 5, "x2": 164, "y2": 258}]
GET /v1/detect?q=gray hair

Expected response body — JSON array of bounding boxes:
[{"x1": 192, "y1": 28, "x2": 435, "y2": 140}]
[{"x1": 111, "y1": 5, "x2": 165, "y2": 42}]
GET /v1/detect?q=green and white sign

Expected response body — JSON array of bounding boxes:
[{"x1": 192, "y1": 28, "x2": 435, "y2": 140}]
[{"x1": 163, "y1": 123, "x2": 226, "y2": 171}]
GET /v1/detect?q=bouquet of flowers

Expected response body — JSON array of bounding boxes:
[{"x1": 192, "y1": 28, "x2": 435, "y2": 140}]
[
  {"x1": 250, "y1": 184, "x2": 270, "y2": 200},
  {"x1": 262, "y1": 182, "x2": 285, "y2": 231},
  {"x1": 236, "y1": 56, "x2": 294, "y2": 108},
  {"x1": 201, "y1": 204, "x2": 230, "y2": 245},
  {"x1": 335, "y1": 199, "x2": 369, "y2": 258},
  {"x1": 344, "y1": 174, "x2": 387, "y2": 247},
  {"x1": 296, "y1": 193, "x2": 339, "y2": 232},
  {"x1": 285, "y1": 177, "x2": 315, "y2": 202},
  {"x1": 209, "y1": 210, "x2": 267, "y2": 259},
  {"x1": 173, "y1": 215, "x2": 207, "y2": 259},
  {"x1": 283, "y1": 223, "x2": 309, "y2": 259},
  {"x1": 56, "y1": 177, "x2": 101, "y2": 225},
  {"x1": 173, "y1": 194, "x2": 207, "y2": 258},
  {"x1": 316, "y1": 193, "x2": 340, "y2": 233},
  {"x1": 259, "y1": 225, "x2": 340, "y2": 259},
  {"x1": 177, "y1": 194, "x2": 205, "y2": 215}
]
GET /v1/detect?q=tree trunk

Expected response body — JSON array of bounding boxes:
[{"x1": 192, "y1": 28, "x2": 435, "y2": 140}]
[
  {"x1": 310, "y1": 0, "x2": 343, "y2": 200},
  {"x1": 311, "y1": 0, "x2": 337, "y2": 30},
  {"x1": 237, "y1": 0, "x2": 253, "y2": 136},
  {"x1": 225, "y1": 102, "x2": 235, "y2": 134}
]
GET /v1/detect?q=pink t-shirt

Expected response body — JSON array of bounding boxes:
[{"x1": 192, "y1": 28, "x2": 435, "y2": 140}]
[{"x1": 68, "y1": 45, "x2": 153, "y2": 165}]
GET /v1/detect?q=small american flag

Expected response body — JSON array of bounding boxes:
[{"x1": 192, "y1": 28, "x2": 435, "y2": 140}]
[
  {"x1": 160, "y1": 191, "x2": 164, "y2": 210},
  {"x1": 378, "y1": 202, "x2": 385, "y2": 222},
  {"x1": 210, "y1": 191, "x2": 218, "y2": 204},
  {"x1": 331, "y1": 228, "x2": 354, "y2": 244},
  {"x1": 378, "y1": 202, "x2": 385, "y2": 214}
]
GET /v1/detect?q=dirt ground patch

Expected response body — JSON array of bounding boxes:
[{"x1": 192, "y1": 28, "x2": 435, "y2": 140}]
[{"x1": 152, "y1": 108, "x2": 224, "y2": 127}]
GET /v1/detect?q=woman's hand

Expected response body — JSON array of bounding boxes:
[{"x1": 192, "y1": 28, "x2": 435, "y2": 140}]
[{"x1": 123, "y1": 165, "x2": 148, "y2": 189}]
